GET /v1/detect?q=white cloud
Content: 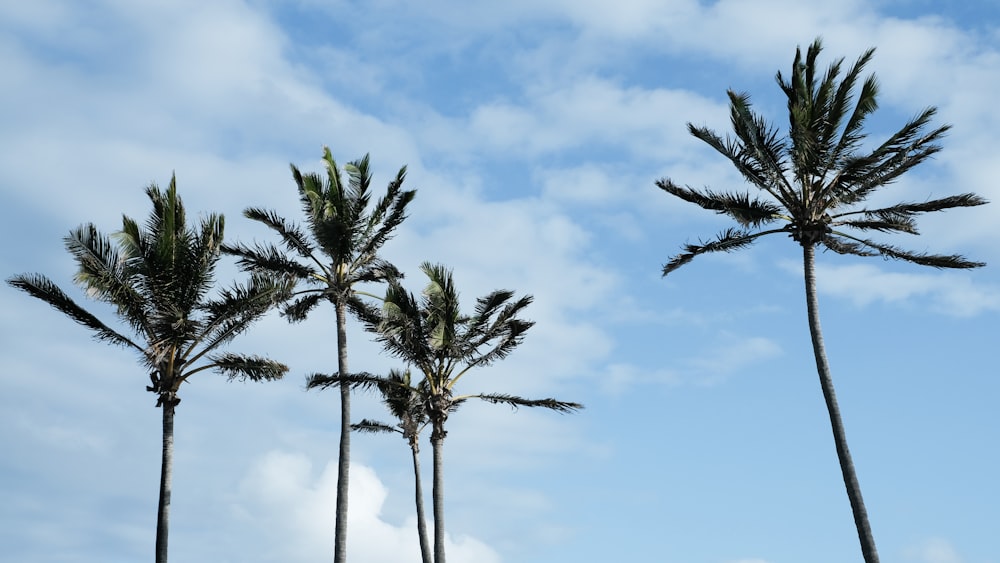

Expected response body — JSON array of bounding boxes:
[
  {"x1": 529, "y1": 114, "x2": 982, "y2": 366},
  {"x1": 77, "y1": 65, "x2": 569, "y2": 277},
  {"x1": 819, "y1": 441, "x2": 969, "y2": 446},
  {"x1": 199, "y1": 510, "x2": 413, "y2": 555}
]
[
  {"x1": 602, "y1": 363, "x2": 682, "y2": 395},
  {"x1": 464, "y1": 76, "x2": 719, "y2": 160},
  {"x1": 808, "y1": 262, "x2": 1000, "y2": 317},
  {"x1": 684, "y1": 335, "x2": 783, "y2": 386},
  {"x1": 602, "y1": 333, "x2": 781, "y2": 393},
  {"x1": 236, "y1": 451, "x2": 501, "y2": 563},
  {"x1": 905, "y1": 537, "x2": 964, "y2": 563}
]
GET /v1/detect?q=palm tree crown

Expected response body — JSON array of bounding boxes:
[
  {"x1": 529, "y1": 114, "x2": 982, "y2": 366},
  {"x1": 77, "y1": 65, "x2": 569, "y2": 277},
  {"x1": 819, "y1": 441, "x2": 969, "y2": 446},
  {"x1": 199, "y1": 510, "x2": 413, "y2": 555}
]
[
  {"x1": 8, "y1": 175, "x2": 290, "y2": 404},
  {"x1": 658, "y1": 38, "x2": 986, "y2": 273},
  {"x1": 223, "y1": 147, "x2": 415, "y2": 318}
]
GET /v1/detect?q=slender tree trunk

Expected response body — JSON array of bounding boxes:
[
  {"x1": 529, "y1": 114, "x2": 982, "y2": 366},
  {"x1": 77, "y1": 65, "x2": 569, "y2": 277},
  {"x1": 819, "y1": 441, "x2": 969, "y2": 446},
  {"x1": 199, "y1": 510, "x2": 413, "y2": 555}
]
[
  {"x1": 431, "y1": 424, "x2": 446, "y2": 563},
  {"x1": 411, "y1": 441, "x2": 433, "y2": 563},
  {"x1": 802, "y1": 244, "x2": 880, "y2": 563},
  {"x1": 155, "y1": 400, "x2": 175, "y2": 563},
  {"x1": 334, "y1": 300, "x2": 351, "y2": 563}
]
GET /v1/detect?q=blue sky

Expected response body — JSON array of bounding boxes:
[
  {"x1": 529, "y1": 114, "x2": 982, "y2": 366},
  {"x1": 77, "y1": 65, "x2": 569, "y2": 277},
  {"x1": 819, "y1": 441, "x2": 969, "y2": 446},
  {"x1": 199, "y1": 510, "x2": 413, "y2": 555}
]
[{"x1": 1, "y1": 1, "x2": 998, "y2": 562}]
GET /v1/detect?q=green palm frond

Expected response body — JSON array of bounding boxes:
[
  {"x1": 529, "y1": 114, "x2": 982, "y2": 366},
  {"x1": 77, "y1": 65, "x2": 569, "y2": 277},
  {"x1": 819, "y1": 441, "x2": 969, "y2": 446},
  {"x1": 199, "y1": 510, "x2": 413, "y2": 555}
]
[
  {"x1": 351, "y1": 258, "x2": 404, "y2": 286},
  {"x1": 7, "y1": 273, "x2": 143, "y2": 351},
  {"x1": 221, "y1": 241, "x2": 315, "y2": 280},
  {"x1": 834, "y1": 213, "x2": 919, "y2": 234},
  {"x1": 283, "y1": 292, "x2": 327, "y2": 323},
  {"x1": 655, "y1": 180, "x2": 783, "y2": 227},
  {"x1": 836, "y1": 110, "x2": 948, "y2": 205},
  {"x1": 205, "y1": 354, "x2": 288, "y2": 382},
  {"x1": 66, "y1": 224, "x2": 152, "y2": 331},
  {"x1": 375, "y1": 281, "x2": 432, "y2": 370},
  {"x1": 663, "y1": 227, "x2": 786, "y2": 276},
  {"x1": 356, "y1": 169, "x2": 416, "y2": 262},
  {"x1": 305, "y1": 371, "x2": 384, "y2": 391},
  {"x1": 834, "y1": 193, "x2": 987, "y2": 219},
  {"x1": 823, "y1": 54, "x2": 878, "y2": 178},
  {"x1": 345, "y1": 154, "x2": 374, "y2": 215},
  {"x1": 352, "y1": 419, "x2": 401, "y2": 435},
  {"x1": 821, "y1": 234, "x2": 880, "y2": 257},
  {"x1": 726, "y1": 91, "x2": 793, "y2": 199},
  {"x1": 201, "y1": 272, "x2": 291, "y2": 343},
  {"x1": 470, "y1": 393, "x2": 583, "y2": 413},
  {"x1": 243, "y1": 207, "x2": 316, "y2": 260},
  {"x1": 831, "y1": 231, "x2": 984, "y2": 268}
]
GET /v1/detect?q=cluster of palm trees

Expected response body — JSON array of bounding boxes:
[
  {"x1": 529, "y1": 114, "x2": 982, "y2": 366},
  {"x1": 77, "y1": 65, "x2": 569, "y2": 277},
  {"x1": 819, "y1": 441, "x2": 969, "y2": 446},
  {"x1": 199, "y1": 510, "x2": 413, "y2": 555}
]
[
  {"x1": 9, "y1": 148, "x2": 581, "y2": 563},
  {"x1": 8, "y1": 39, "x2": 986, "y2": 563}
]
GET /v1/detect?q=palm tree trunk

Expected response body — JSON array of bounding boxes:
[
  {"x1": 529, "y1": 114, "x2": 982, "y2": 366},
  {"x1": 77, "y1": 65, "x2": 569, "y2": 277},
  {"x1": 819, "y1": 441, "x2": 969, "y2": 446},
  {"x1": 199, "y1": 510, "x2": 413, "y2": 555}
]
[
  {"x1": 802, "y1": 243, "x2": 880, "y2": 563},
  {"x1": 411, "y1": 441, "x2": 433, "y2": 563},
  {"x1": 155, "y1": 400, "x2": 175, "y2": 563},
  {"x1": 431, "y1": 424, "x2": 446, "y2": 563},
  {"x1": 334, "y1": 300, "x2": 350, "y2": 563}
]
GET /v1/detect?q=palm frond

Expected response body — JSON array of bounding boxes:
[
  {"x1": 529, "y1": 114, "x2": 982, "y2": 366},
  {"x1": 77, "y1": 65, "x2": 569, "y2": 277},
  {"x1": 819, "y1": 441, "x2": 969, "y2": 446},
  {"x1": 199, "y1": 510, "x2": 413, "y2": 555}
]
[
  {"x1": 351, "y1": 258, "x2": 404, "y2": 286},
  {"x1": 724, "y1": 91, "x2": 794, "y2": 200},
  {"x1": 221, "y1": 241, "x2": 315, "y2": 279},
  {"x1": 836, "y1": 109, "x2": 949, "y2": 204},
  {"x1": 352, "y1": 419, "x2": 401, "y2": 435},
  {"x1": 66, "y1": 224, "x2": 152, "y2": 337},
  {"x1": 471, "y1": 393, "x2": 583, "y2": 413},
  {"x1": 244, "y1": 207, "x2": 316, "y2": 259},
  {"x1": 282, "y1": 291, "x2": 327, "y2": 323},
  {"x1": 834, "y1": 213, "x2": 918, "y2": 235},
  {"x1": 655, "y1": 180, "x2": 783, "y2": 227},
  {"x1": 374, "y1": 281, "x2": 432, "y2": 368},
  {"x1": 7, "y1": 273, "x2": 143, "y2": 351},
  {"x1": 827, "y1": 232, "x2": 985, "y2": 268},
  {"x1": 821, "y1": 234, "x2": 880, "y2": 257},
  {"x1": 306, "y1": 371, "x2": 385, "y2": 392},
  {"x1": 356, "y1": 174, "x2": 416, "y2": 263},
  {"x1": 662, "y1": 227, "x2": 785, "y2": 276},
  {"x1": 822, "y1": 52, "x2": 878, "y2": 179},
  {"x1": 834, "y1": 193, "x2": 988, "y2": 219},
  {"x1": 184, "y1": 272, "x2": 291, "y2": 361},
  {"x1": 206, "y1": 353, "x2": 288, "y2": 382}
]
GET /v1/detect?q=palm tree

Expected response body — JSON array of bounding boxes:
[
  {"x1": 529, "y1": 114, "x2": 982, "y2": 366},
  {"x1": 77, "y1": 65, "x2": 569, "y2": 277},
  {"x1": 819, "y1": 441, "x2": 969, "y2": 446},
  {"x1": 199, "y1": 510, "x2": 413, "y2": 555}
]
[
  {"x1": 222, "y1": 147, "x2": 415, "y2": 563},
  {"x1": 7, "y1": 176, "x2": 290, "y2": 563},
  {"x1": 655, "y1": 39, "x2": 986, "y2": 563},
  {"x1": 350, "y1": 369, "x2": 433, "y2": 563},
  {"x1": 313, "y1": 262, "x2": 583, "y2": 563}
]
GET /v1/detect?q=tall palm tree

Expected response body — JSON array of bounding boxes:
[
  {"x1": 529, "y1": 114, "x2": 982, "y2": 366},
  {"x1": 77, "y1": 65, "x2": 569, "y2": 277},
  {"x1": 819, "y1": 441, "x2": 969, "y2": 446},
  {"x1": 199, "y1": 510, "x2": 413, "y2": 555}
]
[
  {"x1": 655, "y1": 39, "x2": 986, "y2": 563},
  {"x1": 350, "y1": 369, "x2": 433, "y2": 563},
  {"x1": 222, "y1": 147, "x2": 415, "y2": 563},
  {"x1": 7, "y1": 176, "x2": 290, "y2": 563},
  {"x1": 313, "y1": 262, "x2": 583, "y2": 563}
]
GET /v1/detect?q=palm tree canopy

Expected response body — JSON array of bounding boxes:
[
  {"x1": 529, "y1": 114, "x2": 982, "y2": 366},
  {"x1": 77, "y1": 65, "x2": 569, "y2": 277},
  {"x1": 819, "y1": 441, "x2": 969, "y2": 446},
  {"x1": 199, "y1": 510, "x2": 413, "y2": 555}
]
[
  {"x1": 657, "y1": 38, "x2": 987, "y2": 275},
  {"x1": 361, "y1": 262, "x2": 535, "y2": 394},
  {"x1": 8, "y1": 175, "x2": 291, "y2": 404},
  {"x1": 222, "y1": 147, "x2": 416, "y2": 320},
  {"x1": 309, "y1": 263, "x2": 581, "y2": 410}
]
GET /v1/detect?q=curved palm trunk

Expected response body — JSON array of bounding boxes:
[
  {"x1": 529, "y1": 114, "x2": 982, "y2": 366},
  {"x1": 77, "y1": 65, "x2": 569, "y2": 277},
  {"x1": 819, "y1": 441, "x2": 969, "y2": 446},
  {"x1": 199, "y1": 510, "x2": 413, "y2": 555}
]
[
  {"x1": 410, "y1": 441, "x2": 432, "y2": 563},
  {"x1": 334, "y1": 300, "x2": 351, "y2": 563},
  {"x1": 431, "y1": 425, "x2": 446, "y2": 563},
  {"x1": 155, "y1": 400, "x2": 175, "y2": 563},
  {"x1": 802, "y1": 244, "x2": 880, "y2": 563}
]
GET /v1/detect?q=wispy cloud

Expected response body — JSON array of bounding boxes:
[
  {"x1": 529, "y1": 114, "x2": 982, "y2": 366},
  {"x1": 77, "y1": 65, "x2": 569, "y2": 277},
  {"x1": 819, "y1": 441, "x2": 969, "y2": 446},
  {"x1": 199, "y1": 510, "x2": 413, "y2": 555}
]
[{"x1": 803, "y1": 261, "x2": 1000, "y2": 317}]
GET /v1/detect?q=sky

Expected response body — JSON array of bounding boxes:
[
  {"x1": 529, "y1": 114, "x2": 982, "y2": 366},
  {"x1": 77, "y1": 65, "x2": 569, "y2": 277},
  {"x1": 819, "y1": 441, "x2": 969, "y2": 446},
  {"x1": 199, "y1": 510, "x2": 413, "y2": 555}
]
[{"x1": 1, "y1": 1, "x2": 998, "y2": 562}]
